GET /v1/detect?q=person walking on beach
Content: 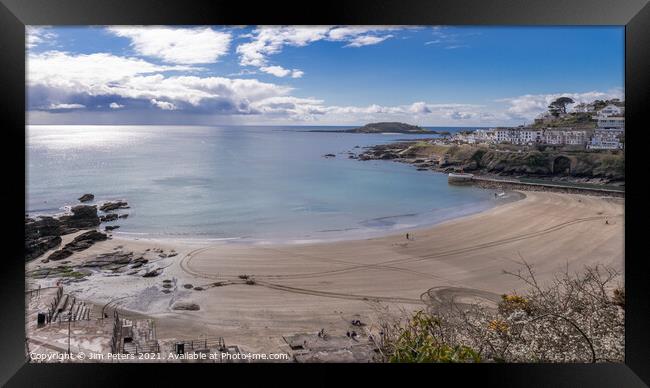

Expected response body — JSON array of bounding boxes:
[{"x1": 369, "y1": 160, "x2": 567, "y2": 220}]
[{"x1": 406, "y1": 233, "x2": 410, "y2": 240}]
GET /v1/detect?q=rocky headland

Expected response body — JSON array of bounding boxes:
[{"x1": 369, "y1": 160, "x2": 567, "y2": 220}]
[{"x1": 356, "y1": 141, "x2": 625, "y2": 185}]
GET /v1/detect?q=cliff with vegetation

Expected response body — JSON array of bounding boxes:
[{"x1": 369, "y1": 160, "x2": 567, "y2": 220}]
[{"x1": 358, "y1": 142, "x2": 624, "y2": 183}]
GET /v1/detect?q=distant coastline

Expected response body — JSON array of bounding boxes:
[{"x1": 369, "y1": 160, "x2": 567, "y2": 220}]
[{"x1": 303, "y1": 122, "x2": 451, "y2": 135}]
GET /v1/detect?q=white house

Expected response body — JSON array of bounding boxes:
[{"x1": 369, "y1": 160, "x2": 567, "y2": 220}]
[
  {"x1": 597, "y1": 116, "x2": 625, "y2": 129},
  {"x1": 589, "y1": 115, "x2": 624, "y2": 150},
  {"x1": 542, "y1": 130, "x2": 564, "y2": 145},
  {"x1": 596, "y1": 104, "x2": 623, "y2": 117},
  {"x1": 562, "y1": 130, "x2": 589, "y2": 145},
  {"x1": 588, "y1": 128, "x2": 624, "y2": 150},
  {"x1": 493, "y1": 129, "x2": 541, "y2": 145}
]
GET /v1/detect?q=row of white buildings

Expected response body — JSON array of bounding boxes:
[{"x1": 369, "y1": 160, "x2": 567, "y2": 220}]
[
  {"x1": 453, "y1": 104, "x2": 624, "y2": 150},
  {"x1": 455, "y1": 128, "x2": 592, "y2": 146}
]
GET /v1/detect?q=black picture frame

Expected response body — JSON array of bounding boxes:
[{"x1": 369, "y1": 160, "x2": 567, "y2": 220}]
[{"x1": 1, "y1": 0, "x2": 648, "y2": 386}]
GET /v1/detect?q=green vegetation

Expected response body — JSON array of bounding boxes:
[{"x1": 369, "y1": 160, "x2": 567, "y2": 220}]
[
  {"x1": 530, "y1": 112, "x2": 597, "y2": 129},
  {"x1": 406, "y1": 142, "x2": 624, "y2": 180},
  {"x1": 379, "y1": 264, "x2": 624, "y2": 363},
  {"x1": 387, "y1": 311, "x2": 481, "y2": 363},
  {"x1": 548, "y1": 97, "x2": 575, "y2": 117}
]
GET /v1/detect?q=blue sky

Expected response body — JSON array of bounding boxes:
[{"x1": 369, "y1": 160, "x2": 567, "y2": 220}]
[{"x1": 26, "y1": 26, "x2": 624, "y2": 126}]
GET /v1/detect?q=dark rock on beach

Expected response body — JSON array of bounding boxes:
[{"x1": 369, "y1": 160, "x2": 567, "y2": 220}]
[
  {"x1": 78, "y1": 193, "x2": 94, "y2": 202},
  {"x1": 47, "y1": 230, "x2": 109, "y2": 261},
  {"x1": 25, "y1": 205, "x2": 99, "y2": 261},
  {"x1": 25, "y1": 235, "x2": 62, "y2": 262},
  {"x1": 171, "y1": 302, "x2": 200, "y2": 311},
  {"x1": 70, "y1": 230, "x2": 108, "y2": 246},
  {"x1": 143, "y1": 269, "x2": 161, "y2": 278},
  {"x1": 105, "y1": 225, "x2": 120, "y2": 231},
  {"x1": 81, "y1": 251, "x2": 133, "y2": 267},
  {"x1": 47, "y1": 249, "x2": 73, "y2": 262}
]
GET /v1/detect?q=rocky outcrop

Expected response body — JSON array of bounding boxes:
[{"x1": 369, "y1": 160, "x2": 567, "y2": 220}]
[
  {"x1": 25, "y1": 216, "x2": 63, "y2": 241},
  {"x1": 25, "y1": 205, "x2": 99, "y2": 261},
  {"x1": 68, "y1": 230, "x2": 108, "y2": 250},
  {"x1": 26, "y1": 235, "x2": 62, "y2": 262},
  {"x1": 99, "y1": 201, "x2": 129, "y2": 212},
  {"x1": 45, "y1": 230, "x2": 108, "y2": 262},
  {"x1": 47, "y1": 249, "x2": 73, "y2": 262},
  {"x1": 59, "y1": 205, "x2": 100, "y2": 231},
  {"x1": 100, "y1": 213, "x2": 118, "y2": 222},
  {"x1": 105, "y1": 225, "x2": 120, "y2": 231},
  {"x1": 78, "y1": 193, "x2": 94, "y2": 202},
  {"x1": 81, "y1": 251, "x2": 133, "y2": 267}
]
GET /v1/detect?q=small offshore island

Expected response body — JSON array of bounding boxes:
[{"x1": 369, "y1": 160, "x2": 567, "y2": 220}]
[{"x1": 308, "y1": 121, "x2": 450, "y2": 135}]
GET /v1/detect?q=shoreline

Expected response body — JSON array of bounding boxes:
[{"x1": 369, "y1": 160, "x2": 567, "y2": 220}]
[
  {"x1": 27, "y1": 190, "x2": 624, "y2": 354},
  {"x1": 106, "y1": 191, "x2": 523, "y2": 247},
  {"x1": 27, "y1": 185, "x2": 523, "y2": 248}
]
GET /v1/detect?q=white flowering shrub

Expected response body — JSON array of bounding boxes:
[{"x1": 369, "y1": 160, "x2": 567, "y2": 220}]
[{"x1": 378, "y1": 262, "x2": 624, "y2": 363}]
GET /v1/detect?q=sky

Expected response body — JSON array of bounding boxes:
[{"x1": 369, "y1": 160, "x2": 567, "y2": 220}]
[{"x1": 26, "y1": 25, "x2": 624, "y2": 127}]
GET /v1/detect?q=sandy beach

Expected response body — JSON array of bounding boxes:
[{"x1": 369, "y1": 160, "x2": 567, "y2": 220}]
[{"x1": 26, "y1": 191, "x2": 624, "y2": 354}]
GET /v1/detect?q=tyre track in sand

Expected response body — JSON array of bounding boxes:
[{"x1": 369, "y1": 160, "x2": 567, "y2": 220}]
[
  {"x1": 185, "y1": 214, "x2": 617, "y2": 281},
  {"x1": 177, "y1": 213, "x2": 618, "y2": 304},
  {"x1": 179, "y1": 247, "x2": 424, "y2": 304}
]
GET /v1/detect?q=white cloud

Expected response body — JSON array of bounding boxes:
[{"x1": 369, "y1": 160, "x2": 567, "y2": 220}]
[
  {"x1": 107, "y1": 26, "x2": 232, "y2": 64},
  {"x1": 26, "y1": 27, "x2": 57, "y2": 49},
  {"x1": 424, "y1": 26, "x2": 473, "y2": 49},
  {"x1": 28, "y1": 50, "x2": 623, "y2": 126},
  {"x1": 327, "y1": 26, "x2": 401, "y2": 41},
  {"x1": 236, "y1": 26, "x2": 331, "y2": 68},
  {"x1": 260, "y1": 65, "x2": 303, "y2": 78},
  {"x1": 27, "y1": 51, "x2": 193, "y2": 93},
  {"x1": 28, "y1": 51, "x2": 293, "y2": 113},
  {"x1": 498, "y1": 89, "x2": 624, "y2": 120},
  {"x1": 47, "y1": 103, "x2": 85, "y2": 110},
  {"x1": 408, "y1": 102, "x2": 432, "y2": 114},
  {"x1": 345, "y1": 35, "x2": 392, "y2": 48},
  {"x1": 447, "y1": 111, "x2": 474, "y2": 120},
  {"x1": 150, "y1": 99, "x2": 177, "y2": 110},
  {"x1": 236, "y1": 26, "x2": 400, "y2": 77}
]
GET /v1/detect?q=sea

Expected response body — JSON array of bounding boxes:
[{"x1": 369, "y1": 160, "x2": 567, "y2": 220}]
[{"x1": 26, "y1": 125, "x2": 500, "y2": 244}]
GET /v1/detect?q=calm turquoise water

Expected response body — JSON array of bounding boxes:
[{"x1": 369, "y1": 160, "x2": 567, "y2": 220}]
[{"x1": 26, "y1": 125, "x2": 497, "y2": 243}]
